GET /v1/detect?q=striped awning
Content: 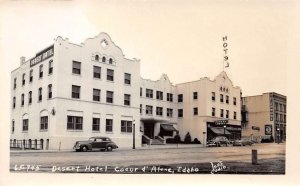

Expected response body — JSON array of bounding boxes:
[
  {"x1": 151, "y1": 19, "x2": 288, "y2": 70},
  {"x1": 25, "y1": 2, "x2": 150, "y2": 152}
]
[{"x1": 160, "y1": 124, "x2": 177, "y2": 132}]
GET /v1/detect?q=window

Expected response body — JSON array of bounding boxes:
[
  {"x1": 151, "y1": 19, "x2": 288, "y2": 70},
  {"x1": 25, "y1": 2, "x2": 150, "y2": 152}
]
[
  {"x1": 234, "y1": 112, "x2": 237, "y2": 119},
  {"x1": 107, "y1": 69, "x2": 114, "y2": 81},
  {"x1": 40, "y1": 116, "x2": 48, "y2": 130},
  {"x1": 156, "y1": 107, "x2": 163, "y2": 116},
  {"x1": 102, "y1": 56, "x2": 106, "y2": 63},
  {"x1": 124, "y1": 94, "x2": 131, "y2": 106},
  {"x1": 29, "y1": 70, "x2": 33, "y2": 82},
  {"x1": 106, "y1": 119, "x2": 113, "y2": 132},
  {"x1": 275, "y1": 113, "x2": 278, "y2": 121},
  {"x1": 178, "y1": 109, "x2": 183, "y2": 117},
  {"x1": 12, "y1": 120, "x2": 15, "y2": 134},
  {"x1": 38, "y1": 87, "x2": 42, "y2": 101},
  {"x1": 140, "y1": 88, "x2": 142, "y2": 97},
  {"x1": 72, "y1": 85, "x2": 80, "y2": 99},
  {"x1": 275, "y1": 103, "x2": 278, "y2": 111},
  {"x1": 124, "y1": 73, "x2": 131, "y2": 84},
  {"x1": 121, "y1": 120, "x2": 132, "y2": 133},
  {"x1": 23, "y1": 119, "x2": 29, "y2": 131},
  {"x1": 67, "y1": 116, "x2": 83, "y2": 130},
  {"x1": 146, "y1": 89, "x2": 153, "y2": 98},
  {"x1": 93, "y1": 89, "x2": 100, "y2": 101},
  {"x1": 21, "y1": 94, "x2": 24, "y2": 106},
  {"x1": 13, "y1": 97, "x2": 16, "y2": 108},
  {"x1": 14, "y1": 78, "x2": 17, "y2": 89},
  {"x1": 93, "y1": 66, "x2": 101, "y2": 79},
  {"x1": 193, "y1": 92, "x2": 198, "y2": 99},
  {"x1": 156, "y1": 91, "x2": 163, "y2": 100},
  {"x1": 167, "y1": 93, "x2": 173, "y2": 102},
  {"x1": 226, "y1": 95, "x2": 229, "y2": 104},
  {"x1": 284, "y1": 115, "x2": 286, "y2": 122},
  {"x1": 178, "y1": 94, "x2": 183, "y2": 102},
  {"x1": 146, "y1": 105, "x2": 153, "y2": 115},
  {"x1": 140, "y1": 104, "x2": 142, "y2": 114},
  {"x1": 283, "y1": 104, "x2": 286, "y2": 113},
  {"x1": 28, "y1": 91, "x2": 32, "y2": 104},
  {"x1": 72, "y1": 61, "x2": 81, "y2": 74},
  {"x1": 109, "y1": 58, "x2": 113, "y2": 64},
  {"x1": 106, "y1": 91, "x2": 113, "y2": 103},
  {"x1": 39, "y1": 64, "x2": 43, "y2": 78},
  {"x1": 92, "y1": 118, "x2": 100, "y2": 131},
  {"x1": 212, "y1": 92, "x2": 215, "y2": 101},
  {"x1": 220, "y1": 109, "x2": 224, "y2": 117},
  {"x1": 167, "y1": 108, "x2": 173, "y2": 117},
  {"x1": 49, "y1": 60, "x2": 53, "y2": 74},
  {"x1": 226, "y1": 110, "x2": 229, "y2": 119},
  {"x1": 220, "y1": 94, "x2": 224, "y2": 103},
  {"x1": 95, "y1": 55, "x2": 99, "y2": 61},
  {"x1": 22, "y1": 73, "x2": 26, "y2": 85},
  {"x1": 48, "y1": 84, "x2": 52, "y2": 99},
  {"x1": 233, "y1": 97, "x2": 237, "y2": 105},
  {"x1": 193, "y1": 107, "x2": 198, "y2": 115},
  {"x1": 212, "y1": 107, "x2": 215, "y2": 117}
]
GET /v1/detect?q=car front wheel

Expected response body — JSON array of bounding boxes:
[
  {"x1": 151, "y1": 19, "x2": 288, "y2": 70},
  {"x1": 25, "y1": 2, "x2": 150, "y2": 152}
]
[
  {"x1": 81, "y1": 146, "x2": 88, "y2": 152},
  {"x1": 106, "y1": 146, "x2": 113, "y2": 151}
]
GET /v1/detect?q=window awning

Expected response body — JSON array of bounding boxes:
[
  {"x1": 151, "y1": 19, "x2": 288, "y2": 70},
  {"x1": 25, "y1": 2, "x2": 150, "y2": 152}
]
[
  {"x1": 160, "y1": 124, "x2": 177, "y2": 132},
  {"x1": 209, "y1": 127, "x2": 231, "y2": 135}
]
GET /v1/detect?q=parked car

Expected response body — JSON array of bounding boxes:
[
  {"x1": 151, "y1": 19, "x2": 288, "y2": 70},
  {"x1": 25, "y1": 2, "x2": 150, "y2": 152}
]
[
  {"x1": 73, "y1": 137, "x2": 118, "y2": 152},
  {"x1": 207, "y1": 136, "x2": 229, "y2": 147},
  {"x1": 233, "y1": 138, "x2": 254, "y2": 146},
  {"x1": 261, "y1": 136, "x2": 274, "y2": 143}
]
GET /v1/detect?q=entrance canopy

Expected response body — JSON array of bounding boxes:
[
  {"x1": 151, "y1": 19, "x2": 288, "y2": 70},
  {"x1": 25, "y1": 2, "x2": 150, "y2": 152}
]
[
  {"x1": 161, "y1": 124, "x2": 177, "y2": 132},
  {"x1": 209, "y1": 127, "x2": 231, "y2": 135}
]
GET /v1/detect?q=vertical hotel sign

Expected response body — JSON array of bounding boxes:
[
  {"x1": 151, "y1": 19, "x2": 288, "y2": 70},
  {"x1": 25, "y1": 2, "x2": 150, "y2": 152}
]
[
  {"x1": 30, "y1": 45, "x2": 54, "y2": 67},
  {"x1": 223, "y1": 36, "x2": 229, "y2": 68}
]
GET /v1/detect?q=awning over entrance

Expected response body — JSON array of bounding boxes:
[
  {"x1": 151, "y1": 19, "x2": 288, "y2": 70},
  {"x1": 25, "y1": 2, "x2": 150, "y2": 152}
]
[
  {"x1": 161, "y1": 124, "x2": 177, "y2": 132},
  {"x1": 209, "y1": 127, "x2": 231, "y2": 135}
]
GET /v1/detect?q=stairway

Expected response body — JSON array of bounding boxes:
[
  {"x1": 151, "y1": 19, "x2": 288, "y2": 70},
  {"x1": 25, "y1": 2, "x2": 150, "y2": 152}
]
[{"x1": 151, "y1": 139, "x2": 165, "y2": 145}]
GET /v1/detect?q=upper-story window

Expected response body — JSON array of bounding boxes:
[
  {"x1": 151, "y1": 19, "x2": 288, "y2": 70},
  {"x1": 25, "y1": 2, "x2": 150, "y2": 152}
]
[
  {"x1": 21, "y1": 94, "x2": 24, "y2": 106},
  {"x1": 93, "y1": 89, "x2": 100, "y2": 101},
  {"x1": 212, "y1": 107, "x2": 215, "y2": 117},
  {"x1": 140, "y1": 88, "x2": 142, "y2": 97},
  {"x1": 38, "y1": 87, "x2": 42, "y2": 101},
  {"x1": 212, "y1": 92, "x2": 215, "y2": 101},
  {"x1": 233, "y1": 97, "x2": 236, "y2": 105},
  {"x1": 109, "y1": 58, "x2": 113, "y2": 64},
  {"x1": 124, "y1": 73, "x2": 131, "y2": 85},
  {"x1": 23, "y1": 119, "x2": 29, "y2": 131},
  {"x1": 28, "y1": 91, "x2": 32, "y2": 104},
  {"x1": 167, "y1": 108, "x2": 173, "y2": 117},
  {"x1": 22, "y1": 73, "x2": 26, "y2": 86},
  {"x1": 102, "y1": 56, "x2": 106, "y2": 63},
  {"x1": 193, "y1": 92, "x2": 198, "y2": 100},
  {"x1": 72, "y1": 61, "x2": 81, "y2": 75},
  {"x1": 226, "y1": 110, "x2": 229, "y2": 118},
  {"x1": 93, "y1": 66, "x2": 101, "y2": 79},
  {"x1": 124, "y1": 94, "x2": 131, "y2": 106},
  {"x1": 29, "y1": 70, "x2": 33, "y2": 83},
  {"x1": 178, "y1": 109, "x2": 183, "y2": 117},
  {"x1": 39, "y1": 65, "x2": 43, "y2": 78},
  {"x1": 146, "y1": 89, "x2": 153, "y2": 98},
  {"x1": 12, "y1": 120, "x2": 15, "y2": 134},
  {"x1": 156, "y1": 107, "x2": 163, "y2": 116},
  {"x1": 14, "y1": 78, "x2": 17, "y2": 89},
  {"x1": 48, "y1": 84, "x2": 52, "y2": 99},
  {"x1": 13, "y1": 97, "x2": 16, "y2": 108},
  {"x1": 107, "y1": 69, "x2": 114, "y2": 81},
  {"x1": 220, "y1": 109, "x2": 224, "y2": 117},
  {"x1": 106, "y1": 91, "x2": 114, "y2": 103},
  {"x1": 178, "y1": 94, "x2": 183, "y2": 102},
  {"x1": 234, "y1": 112, "x2": 237, "y2": 119},
  {"x1": 72, "y1": 85, "x2": 80, "y2": 99},
  {"x1": 146, "y1": 105, "x2": 153, "y2": 115},
  {"x1": 167, "y1": 93, "x2": 173, "y2": 102},
  {"x1": 95, "y1": 55, "x2": 99, "y2": 61},
  {"x1": 226, "y1": 95, "x2": 229, "y2": 104},
  {"x1": 220, "y1": 94, "x2": 224, "y2": 103},
  {"x1": 49, "y1": 60, "x2": 53, "y2": 75},
  {"x1": 156, "y1": 91, "x2": 163, "y2": 100},
  {"x1": 193, "y1": 107, "x2": 198, "y2": 115}
]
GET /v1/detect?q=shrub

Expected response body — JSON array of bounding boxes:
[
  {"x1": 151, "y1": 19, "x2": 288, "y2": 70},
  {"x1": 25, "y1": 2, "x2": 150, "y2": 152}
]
[
  {"x1": 174, "y1": 134, "x2": 181, "y2": 144},
  {"x1": 184, "y1": 132, "x2": 192, "y2": 144},
  {"x1": 193, "y1": 138, "x2": 201, "y2": 144}
]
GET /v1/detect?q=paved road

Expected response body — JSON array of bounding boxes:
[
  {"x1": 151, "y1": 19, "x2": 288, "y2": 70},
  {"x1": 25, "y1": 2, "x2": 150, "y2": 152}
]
[{"x1": 10, "y1": 143, "x2": 285, "y2": 169}]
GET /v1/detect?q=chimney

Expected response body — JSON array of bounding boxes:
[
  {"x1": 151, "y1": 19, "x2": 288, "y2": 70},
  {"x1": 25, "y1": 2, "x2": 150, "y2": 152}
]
[{"x1": 20, "y1": 56, "x2": 26, "y2": 65}]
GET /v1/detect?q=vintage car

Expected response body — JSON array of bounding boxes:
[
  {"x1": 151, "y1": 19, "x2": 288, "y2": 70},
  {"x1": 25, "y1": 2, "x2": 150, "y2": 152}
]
[
  {"x1": 206, "y1": 136, "x2": 229, "y2": 147},
  {"x1": 73, "y1": 137, "x2": 118, "y2": 152},
  {"x1": 233, "y1": 138, "x2": 254, "y2": 146}
]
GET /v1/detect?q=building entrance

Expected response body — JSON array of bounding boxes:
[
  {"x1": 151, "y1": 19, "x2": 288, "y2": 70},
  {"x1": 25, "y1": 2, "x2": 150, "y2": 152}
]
[{"x1": 144, "y1": 122, "x2": 155, "y2": 139}]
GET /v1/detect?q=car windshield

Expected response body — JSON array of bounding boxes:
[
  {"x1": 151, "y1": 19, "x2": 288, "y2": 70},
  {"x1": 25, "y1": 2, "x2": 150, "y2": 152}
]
[{"x1": 88, "y1": 138, "x2": 95, "y2": 141}]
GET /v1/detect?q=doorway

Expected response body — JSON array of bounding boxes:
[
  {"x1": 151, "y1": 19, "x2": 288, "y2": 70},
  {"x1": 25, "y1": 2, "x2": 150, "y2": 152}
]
[{"x1": 144, "y1": 122, "x2": 155, "y2": 139}]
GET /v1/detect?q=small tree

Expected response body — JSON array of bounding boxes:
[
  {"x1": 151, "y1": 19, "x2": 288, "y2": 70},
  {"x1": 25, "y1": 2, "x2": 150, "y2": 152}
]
[
  {"x1": 184, "y1": 132, "x2": 192, "y2": 144},
  {"x1": 174, "y1": 131, "x2": 181, "y2": 144},
  {"x1": 193, "y1": 138, "x2": 201, "y2": 144}
]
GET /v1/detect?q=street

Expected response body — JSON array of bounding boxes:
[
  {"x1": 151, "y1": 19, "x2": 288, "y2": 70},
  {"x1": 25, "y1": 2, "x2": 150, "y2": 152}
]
[{"x1": 10, "y1": 143, "x2": 285, "y2": 174}]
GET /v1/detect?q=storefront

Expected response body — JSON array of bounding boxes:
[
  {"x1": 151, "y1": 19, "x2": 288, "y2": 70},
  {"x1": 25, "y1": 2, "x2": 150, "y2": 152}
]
[{"x1": 207, "y1": 122, "x2": 242, "y2": 141}]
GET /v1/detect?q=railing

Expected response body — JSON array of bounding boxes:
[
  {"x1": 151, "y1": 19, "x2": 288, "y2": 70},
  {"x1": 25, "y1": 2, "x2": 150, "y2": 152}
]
[
  {"x1": 154, "y1": 136, "x2": 166, "y2": 144},
  {"x1": 142, "y1": 135, "x2": 152, "y2": 145},
  {"x1": 10, "y1": 139, "x2": 47, "y2": 150}
]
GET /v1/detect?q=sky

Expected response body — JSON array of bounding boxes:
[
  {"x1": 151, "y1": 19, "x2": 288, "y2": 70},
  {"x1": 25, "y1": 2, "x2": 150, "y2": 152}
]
[{"x1": 0, "y1": 0, "x2": 299, "y2": 185}]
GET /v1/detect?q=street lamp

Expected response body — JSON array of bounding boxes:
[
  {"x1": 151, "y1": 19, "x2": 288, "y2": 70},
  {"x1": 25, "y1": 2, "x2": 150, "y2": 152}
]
[
  {"x1": 133, "y1": 120, "x2": 135, "y2": 149},
  {"x1": 277, "y1": 127, "x2": 280, "y2": 144},
  {"x1": 223, "y1": 125, "x2": 226, "y2": 136},
  {"x1": 202, "y1": 132, "x2": 206, "y2": 147}
]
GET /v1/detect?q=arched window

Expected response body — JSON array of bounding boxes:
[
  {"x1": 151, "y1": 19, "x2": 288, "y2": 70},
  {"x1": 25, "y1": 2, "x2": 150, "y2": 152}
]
[
  {"x1": 102, "y1": 56, "x2": 106, "y2": 63},
  {"x1": 109, "y1": 58, "x2": 113, "y2": 64},
  {"x1": 95, "y1": 55, "x2": 99, "y2": 61}
]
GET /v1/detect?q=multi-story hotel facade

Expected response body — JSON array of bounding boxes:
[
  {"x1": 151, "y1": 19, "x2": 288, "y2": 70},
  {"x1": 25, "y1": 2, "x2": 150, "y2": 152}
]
[
  {"x1": 241, "y1": 92, "x2": 287, "y2": 143},
  {"x1": 10, "y1": 32, "x2": 242, "y2": 150}
]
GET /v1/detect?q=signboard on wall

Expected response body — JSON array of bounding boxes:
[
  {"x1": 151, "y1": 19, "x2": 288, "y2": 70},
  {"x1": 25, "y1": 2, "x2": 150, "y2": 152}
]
[
  {"x1": 30, "y1": 45, "x2": 54, "y2": 67},
  {"x1": 265, "y1": 125, "x2": 273, "y2": 135}
]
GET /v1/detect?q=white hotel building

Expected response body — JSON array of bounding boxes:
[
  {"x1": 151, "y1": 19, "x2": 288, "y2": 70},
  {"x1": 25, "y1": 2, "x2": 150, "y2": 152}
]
[{"x1": 10, "y1": 33, "x2": 241, "y2": 150}]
